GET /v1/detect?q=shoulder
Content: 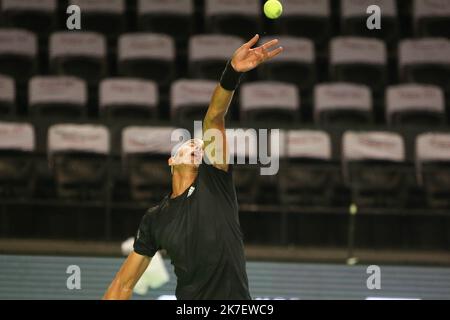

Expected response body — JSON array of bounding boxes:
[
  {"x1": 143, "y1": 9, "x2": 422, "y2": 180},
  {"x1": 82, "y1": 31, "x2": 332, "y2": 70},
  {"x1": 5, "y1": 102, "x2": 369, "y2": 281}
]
[
  {"x1": 147, "y1": 195, "x2": 170, "y2": 215},
  {"x1": 145, "y1": 204, "x2": 161, "y2": 216},
  {"x1": 142, "y1": 201, "x2": 165, "y2": 224}
]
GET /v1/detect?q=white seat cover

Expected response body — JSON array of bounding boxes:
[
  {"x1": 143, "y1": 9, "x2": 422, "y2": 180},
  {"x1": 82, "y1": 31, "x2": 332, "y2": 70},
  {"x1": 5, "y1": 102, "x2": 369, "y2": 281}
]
[
  {"x1": 100, "y1": 78, "x2": 158, "y2": 108},
  {"x1": 0, "y1": 29, "x2": 37, "y2": 57},
  {"x1": 138, "y1": 0, "x2": 193, "y2": 15},
  {"x1": 260, "y1": 36, "x2": 314, "y2": 63},
  {"x1": 399, "y1": 38, "x2": 450, "y2": 67},
  {"x1": 386, "y1": 84, "x2": 444, "y2": 119},
  {"x1": 48, "y1": 124, "x2": 109, "y2": 154},
  {"x1": 282, "y1": 0, "x2": 330, "y2": 17},
  {"x1": 189, "y1": 34, "x2": 243, "y2": 62},
  {"x1": 331, "y1": 37, "x2": 387, "y2": 65},
  {"x1": 170, "y1": 79, "x2": 216, "y2": 111},
  {"x1": 414, "y1": 0, "x2": 450, "y2": 18},
  {"x1": 69, "y1": 0, "x2": 125, "y2": 14},
  {"x1": 279, "y1": 130, "x2": 332, "y2": 159},
  {"x1": 118, "y1": 33, "x2": 175, "y2": 62},
  {"x1": 416, "y1": 132, "x2": 450, "y2": 163},
  {"x1": 0, "y1": 74, "x2": 15, "y2": 103},
  {"x1": 0, "y1": 122, "x2": 34, "y2": 151},
  {"x1": 415, "y1": 132, "x2": 450, "y2": 184},
  {"x1": 50, "y1": 32, "x2": 106, "y2": 59},
  {"x1": 343, "y1": 131, "x2": 405, "y2": 162},
  {"x1": 205, "y1": 0, "x2": 260, "y2": 17},
  {"x1": 122, "y1": 126, "x2": 177, "y2": 155},
  {"x1": 2, "y1": 0, "x2": 56, "y2": 12},
  {"x1": 314, "y1": 82, "x2": 372, "y2": 121},
  {"x1": 29, "y1": 76, "x2": 87, "y2": 107},
  {"x1": 341, "y1": 0, "x2": 396, "y2": 18},
  {"x1": 240, "y1": 81, "x2": 300, "y2": 112},
  {"x1": 226, "y1": 128, "x2": 258, "y2": 160}
]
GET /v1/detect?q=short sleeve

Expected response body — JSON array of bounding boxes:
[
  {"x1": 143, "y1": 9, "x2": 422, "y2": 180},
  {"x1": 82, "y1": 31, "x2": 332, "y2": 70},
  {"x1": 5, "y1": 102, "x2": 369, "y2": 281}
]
[{"x1": 133, "y1": 207, "x2": 159, "y2": 257}]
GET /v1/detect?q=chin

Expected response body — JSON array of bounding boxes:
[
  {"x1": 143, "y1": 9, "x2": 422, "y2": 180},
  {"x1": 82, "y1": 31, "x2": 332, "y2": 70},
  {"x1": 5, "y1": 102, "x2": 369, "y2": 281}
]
[
  {"x1": 179, "y1": 162, "x2": 201, "y2": 171},
  {"x1": 191, "y1": 161, "x2": 202, "y2": 169}
]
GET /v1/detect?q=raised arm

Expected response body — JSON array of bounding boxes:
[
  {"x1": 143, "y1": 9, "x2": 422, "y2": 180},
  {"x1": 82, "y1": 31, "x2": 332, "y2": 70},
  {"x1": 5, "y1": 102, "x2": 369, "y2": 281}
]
[
  {"x1": 203, "y1": 34, "x2": 283, "y2": 171},
  {"x1": 103, "y1": 251, "x2": 151, "y2": 300}
]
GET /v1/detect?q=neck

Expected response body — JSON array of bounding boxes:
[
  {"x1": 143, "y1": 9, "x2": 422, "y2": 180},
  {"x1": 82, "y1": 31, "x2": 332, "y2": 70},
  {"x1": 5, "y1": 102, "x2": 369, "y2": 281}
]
[{"x1": 171, "y1": 166, "x2": 197, "y2": 198}]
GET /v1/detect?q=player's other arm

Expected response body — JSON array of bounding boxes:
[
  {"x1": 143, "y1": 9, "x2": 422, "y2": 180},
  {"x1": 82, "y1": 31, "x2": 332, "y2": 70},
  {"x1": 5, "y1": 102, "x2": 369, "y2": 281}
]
[
  {"x1": 103, "y1": 251, "x2": 151, "y2": 300},
  {"x1": 203, "y1": 34, "x2": 283, "y2": 171}
]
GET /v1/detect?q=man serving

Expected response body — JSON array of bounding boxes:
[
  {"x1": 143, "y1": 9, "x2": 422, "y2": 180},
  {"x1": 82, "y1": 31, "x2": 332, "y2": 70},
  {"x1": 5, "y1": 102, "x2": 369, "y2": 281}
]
[{"x1": 104, "y1": 35, "x2": 283, "y2": 300}]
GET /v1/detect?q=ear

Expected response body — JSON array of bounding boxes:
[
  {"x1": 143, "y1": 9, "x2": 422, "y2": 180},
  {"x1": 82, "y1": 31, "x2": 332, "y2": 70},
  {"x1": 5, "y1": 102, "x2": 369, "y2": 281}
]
[{"x1": 168, "y1": 157, "x2": 174, "y2": 166}]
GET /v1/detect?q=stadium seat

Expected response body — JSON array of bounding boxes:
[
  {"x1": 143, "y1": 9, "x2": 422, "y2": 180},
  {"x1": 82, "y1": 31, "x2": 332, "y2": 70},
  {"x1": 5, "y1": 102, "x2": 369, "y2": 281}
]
[
  {"x1": 258, "y1": 36, "x2": 316, "y2": 90},
  {"x1": 416, "y1": 132, "x2": 450, "y2": 208},
  {"x1": 122, "y1": 126, "x2": 175, "y2": 202},
  {"x1": 398, "y1": 38, "x2": 450, "y2": 92},
  {"x1": 386, "y1": 84, "x2": 445, "y2": 126},
  {"x1": 49, "y1": 32, "x2": 107, "y2": 85},
  {"x1": 28, "y1": 76, "x2": 87, "y2": 118},
  {"x1": 188, "y1": 34, "x2": 243, "y2": 80},
  {"x1": 1, "y1": 0, "x2": 58, "y2": 37},
  {"x1": 342, "y1": 131, "x2": 408, "y2": 208},
  {"x1": 118, "y1": 33, "x2": 176, "y2": 87},
  {"x1": 275, "y1": 0, "x2": 331, "y2": 48},
  {"x1": 414, "y1": 0, "x2": 450, "y2": 38},
  {"x1": 48, "y1": 124, "x2": 110, "y2": 200},
  {"x1": 137, "y1": 0, "x2": 194, "y2": 42},
  {"x1": 226, "y1": 128, "x2": 259, "y2": 204},
  {"x1": 0, "y1": 29, "x2": 38, "y2": 84},
  {"x1": 314, "y1": 82, "x2": 373, "y2": 125},
  {"x1": 170, "y1": 79, "x2": 216, "y2": 123},
  {"x1": 99, "y1": 78, "x2": 158, "y2": 120},
  {"x1": 254, "y1": 129, "x2": 284, "y2": 205},
  {"x1": 0, "y1": 74, "x2": 15, "y2": 116},
  {"x1": 204, "y1": 0, "x2": 261, "y2": 39},
  {"x1": 68, "y1": 0, "x2": 126, "y2": 39},
  {"x1": 0, "y1": 122, "x2": 35, "y2": 198},
  {"x1": 278, "y1": 130, "x2": 337, "y2": 206},
  {"x1": 240, "y1": 81, "x2": 300, "y2": 124},
  {"x1": 330, "y1": 37, "x2": 387, "y2": 94},
  {"x1": 340, "y1": 0, "x2": 399, "y2": 46}
]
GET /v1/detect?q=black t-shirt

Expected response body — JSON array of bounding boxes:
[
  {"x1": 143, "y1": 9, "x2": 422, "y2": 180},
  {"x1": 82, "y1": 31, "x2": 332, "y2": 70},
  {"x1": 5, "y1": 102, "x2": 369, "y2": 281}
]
[{"x1": 133, "y1": 161, "x2": 251, "y2": 300}]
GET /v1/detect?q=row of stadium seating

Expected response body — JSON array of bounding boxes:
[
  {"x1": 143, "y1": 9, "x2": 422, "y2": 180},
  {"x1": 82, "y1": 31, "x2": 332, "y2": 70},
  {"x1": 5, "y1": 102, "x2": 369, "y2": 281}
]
[
  {"x1": 1, "y1": 0, "x2": 449, "y2": 41},
  {"x1": 1, "y1": 121, "x2": 449, "y2": 208},
  {"x1": 1, "y1": 74, "x2": 449, "y2": 126},
  {"x1": 1, "y1": 30, "x2": 449, "y2": 90}
]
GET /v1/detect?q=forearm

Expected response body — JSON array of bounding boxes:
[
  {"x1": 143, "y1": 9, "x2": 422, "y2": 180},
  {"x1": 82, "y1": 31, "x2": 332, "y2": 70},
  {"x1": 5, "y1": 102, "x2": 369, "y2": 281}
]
[
  {"x1": 204, "y1": 59, "x2": 242, "y2": 126},
  {"x1": 202, "y1": 34, "x2": 283, "y2": 168},
  {"x1": 203, "y1": 34, "x2": 282, "y2": 128},
  {"x1": 204, "y1": 84, "x2": 234, "y2": 126},
  {"x1": 103, "y1": 275, "x2": 134, "y2": 300},
  {"x1": 102, "y1": 251, "x2": 151, "y2": 300}
]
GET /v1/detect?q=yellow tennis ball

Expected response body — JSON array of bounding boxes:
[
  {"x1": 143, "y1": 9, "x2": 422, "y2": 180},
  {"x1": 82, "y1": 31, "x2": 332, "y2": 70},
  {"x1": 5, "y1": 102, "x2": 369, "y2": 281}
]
[
  {"x1": 350, "y1": 203, "x2": 358, "y2": 215},
  {"x1": 264, "y1": 0, "x2": 283, "y2": 19}
]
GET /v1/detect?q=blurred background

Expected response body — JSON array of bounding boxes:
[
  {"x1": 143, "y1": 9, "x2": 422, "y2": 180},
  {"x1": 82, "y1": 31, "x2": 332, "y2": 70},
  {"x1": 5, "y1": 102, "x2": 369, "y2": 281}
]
[{"x1": 0, "y1": 0, "x2": 449, "y2": 299}]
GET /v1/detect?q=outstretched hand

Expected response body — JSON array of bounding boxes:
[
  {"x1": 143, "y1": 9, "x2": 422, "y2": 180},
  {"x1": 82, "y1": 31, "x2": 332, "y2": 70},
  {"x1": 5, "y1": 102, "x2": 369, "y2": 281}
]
[{"x1": 231, "y1": 34, "x2": 283, "y2": 73}]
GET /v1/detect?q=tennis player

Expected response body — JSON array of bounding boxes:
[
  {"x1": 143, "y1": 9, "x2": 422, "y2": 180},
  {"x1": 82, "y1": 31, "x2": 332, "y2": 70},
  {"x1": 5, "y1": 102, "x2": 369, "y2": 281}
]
[{"x1": 103, "y1": 35, "x2": 283, "y2": 300}]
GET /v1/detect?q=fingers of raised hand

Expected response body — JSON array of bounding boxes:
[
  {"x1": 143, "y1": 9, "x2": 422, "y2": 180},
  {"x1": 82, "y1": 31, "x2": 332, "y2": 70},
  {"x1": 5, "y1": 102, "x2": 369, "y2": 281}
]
[
  {"x1": 251, "y1": 44, "x2": 282, "y2": 63},
  {"x1": 266, "y1": 46, "x2": 283, "y2": 60},
  {"x1": 261, "y1": 39, "x2": 279, "y2": 51},
  {"x1": 243, "y1": 34, "x2": 260, "y2": 49}
]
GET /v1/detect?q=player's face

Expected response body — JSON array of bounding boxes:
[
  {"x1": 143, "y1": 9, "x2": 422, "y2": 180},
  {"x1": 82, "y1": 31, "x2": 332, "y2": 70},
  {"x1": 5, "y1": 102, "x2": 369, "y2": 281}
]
[{"x1": 170, "y1": 139, "x2": 204, "y2": 169}]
